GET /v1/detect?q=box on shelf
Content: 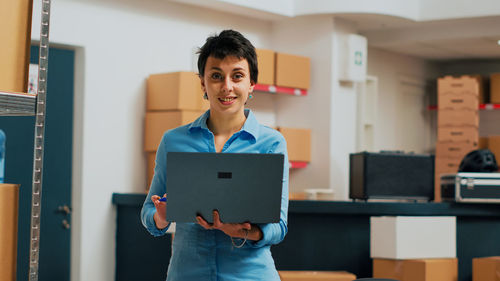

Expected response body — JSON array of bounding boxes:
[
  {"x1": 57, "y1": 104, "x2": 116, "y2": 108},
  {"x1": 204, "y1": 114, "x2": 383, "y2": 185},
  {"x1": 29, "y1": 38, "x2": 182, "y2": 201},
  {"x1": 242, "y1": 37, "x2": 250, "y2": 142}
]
[
  {"x1": 146, "y1": 71, "x2": 208, "y2": 111},
  {"x1": 275, "y1": 52, "x2": 310, "y2": 89},
  {"x1": 473, "y1": 256, "x2": 500, "y2": 281},
  {"x1": 144, "y1": 110, "x2": 204, "y2": 151},
  {"x1": 438, "y1": 75, "x2": 480, "y2": 97},
  {"x1": 489, "y1": 136, "x2": 500, "y2": 162},
  {"x1": 470, "y1": 74, "x2": 488, "y2": 104},
  {"x1": 147, "y1": 152, "x2": 156, "y2": 188},
  {"x1": 490, "y1": 73, "x2": 500, "y2": 104},
  {"x1": 438, "y1": 109, "x2": 478, "y2": 127},
  {"x1": 0, "y1": 184, "x2": 20, "y2": 281},
  {"x1": 437, "y1": 126, "x2": 478, "y2": 143},
  {"x1": 435, "y1": 157, "x2": 461, "y2": 175},
  {"x1": 278, "y1": 271, "x2": 356, "y2": 281},
  {"x1": 256, "y1": 49, "x2": 275, "y2": 85},
  {"x1": 370, "y1": 216, "x2": 456, "y2": 259},
  {"x1": 373, "y1": 258, "x2": 458, "y2": 281},
  {"x1": 289, "y1": 192, "x2": 307, "y2": 200},
  {"x1": 436, "y1": 141, "x2": 478, "y2": 160},
  {"x1": 0, "y1": 0, "x2": 33, "y2": 93},
  {"x1": 479, "y1": 137, "x2": 489, "y2": 149},
  {"x1": 438, "y1": 90, "x2": 479, "y2": 110},
  {"x1": 276, "y1": 127, "x2": 311, "y2": 162}
]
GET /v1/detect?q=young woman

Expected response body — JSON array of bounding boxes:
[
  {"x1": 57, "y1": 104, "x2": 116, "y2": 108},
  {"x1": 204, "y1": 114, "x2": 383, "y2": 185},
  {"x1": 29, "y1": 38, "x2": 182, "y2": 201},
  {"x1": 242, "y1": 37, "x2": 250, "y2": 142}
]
[{"x1": 141, "y1": 29, "x2": 289, "y2": 281}]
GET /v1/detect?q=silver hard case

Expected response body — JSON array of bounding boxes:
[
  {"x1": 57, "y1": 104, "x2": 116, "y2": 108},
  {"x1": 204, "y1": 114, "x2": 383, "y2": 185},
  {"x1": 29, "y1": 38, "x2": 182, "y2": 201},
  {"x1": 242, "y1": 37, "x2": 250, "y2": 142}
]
[{"x1": 441, "y1": 173, "x2": 500, "y2": 203}]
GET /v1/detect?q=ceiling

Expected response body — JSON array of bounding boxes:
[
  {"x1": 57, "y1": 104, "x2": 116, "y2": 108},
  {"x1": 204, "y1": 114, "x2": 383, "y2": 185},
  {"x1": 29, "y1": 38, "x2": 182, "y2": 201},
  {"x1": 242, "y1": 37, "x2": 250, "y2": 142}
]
[{"x1": 338, "y1": 14, "x2": 500, "y2": 61}]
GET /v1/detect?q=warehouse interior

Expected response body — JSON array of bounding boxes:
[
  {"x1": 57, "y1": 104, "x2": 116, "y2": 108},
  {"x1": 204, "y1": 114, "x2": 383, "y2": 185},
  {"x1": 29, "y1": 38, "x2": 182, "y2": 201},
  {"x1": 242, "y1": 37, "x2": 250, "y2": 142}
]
[{"x1": 1, "y1": 0, "x2": 500, "y2": 280}]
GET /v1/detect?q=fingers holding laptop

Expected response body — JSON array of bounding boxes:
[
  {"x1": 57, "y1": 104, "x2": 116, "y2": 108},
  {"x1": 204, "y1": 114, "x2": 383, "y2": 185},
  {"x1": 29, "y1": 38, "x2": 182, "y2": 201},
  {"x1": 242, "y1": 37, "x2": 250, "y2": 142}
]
[
  {"x1": 152, "y1": 194, "x2": 169, "y2": 230},
  {"x1": 196, "y1": 210, "x2": 252, "y2": 239}
]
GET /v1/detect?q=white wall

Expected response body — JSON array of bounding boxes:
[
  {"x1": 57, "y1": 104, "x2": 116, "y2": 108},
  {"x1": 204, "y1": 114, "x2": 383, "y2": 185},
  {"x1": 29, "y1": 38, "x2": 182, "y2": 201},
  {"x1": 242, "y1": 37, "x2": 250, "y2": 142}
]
[
  {"x1": 32, "y1": 0, "x2": 274, "y2": 280},
  {"x1": 367, "y1": 47, "x2": 439, "y2": 154},
  {"x1": 270, "y1": 15, "x2": 335, "y2": 193}
]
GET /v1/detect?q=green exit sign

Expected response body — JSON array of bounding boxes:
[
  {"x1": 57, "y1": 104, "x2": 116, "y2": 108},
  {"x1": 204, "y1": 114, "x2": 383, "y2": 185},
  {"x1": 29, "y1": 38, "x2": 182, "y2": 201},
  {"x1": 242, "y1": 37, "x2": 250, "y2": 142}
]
[{"x1": 355, "y1": 51, "x2": 363, "y2": 66}]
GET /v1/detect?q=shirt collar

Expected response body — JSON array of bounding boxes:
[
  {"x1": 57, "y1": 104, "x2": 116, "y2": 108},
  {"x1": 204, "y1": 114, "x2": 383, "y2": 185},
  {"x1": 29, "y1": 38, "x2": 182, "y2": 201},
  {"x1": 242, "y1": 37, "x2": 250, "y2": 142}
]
[{"x1": 188, "y1": 109, "x2": 259, "y2": 141}]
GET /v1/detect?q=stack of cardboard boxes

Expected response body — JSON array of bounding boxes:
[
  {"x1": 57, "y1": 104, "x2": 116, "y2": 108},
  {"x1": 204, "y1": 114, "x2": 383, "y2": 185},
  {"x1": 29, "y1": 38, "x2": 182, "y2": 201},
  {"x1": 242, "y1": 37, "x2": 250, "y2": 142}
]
[
  {"x1": 371, "y1": 216, "x2": 458, "y2": 281},
  {"x1": 255, "y1": 48, "x2": 310, "y2": 89},
  {"x1": 144, "y1": 72, "x2": 208, "y2": 187},
  {"x1": 256, "y1": 49, "x2": 312, "y2": 166},
  {"x1": 435, "y1": 76, "x2": 479, "y2": 201}
]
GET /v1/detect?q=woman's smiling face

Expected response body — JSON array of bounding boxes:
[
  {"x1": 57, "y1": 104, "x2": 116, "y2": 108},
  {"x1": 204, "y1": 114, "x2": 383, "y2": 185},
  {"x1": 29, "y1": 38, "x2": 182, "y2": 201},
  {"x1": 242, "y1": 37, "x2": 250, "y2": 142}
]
[{"x1": 201, "y1": 55, "x2": 255, "y2": 116}]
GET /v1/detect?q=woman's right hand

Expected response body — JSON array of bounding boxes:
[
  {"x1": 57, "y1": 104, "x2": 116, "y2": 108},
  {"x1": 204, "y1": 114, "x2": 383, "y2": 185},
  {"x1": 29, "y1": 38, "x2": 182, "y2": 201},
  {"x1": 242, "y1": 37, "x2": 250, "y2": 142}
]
[{"x1": 151, "y1": 194, "x2": 168, "y2": 229}]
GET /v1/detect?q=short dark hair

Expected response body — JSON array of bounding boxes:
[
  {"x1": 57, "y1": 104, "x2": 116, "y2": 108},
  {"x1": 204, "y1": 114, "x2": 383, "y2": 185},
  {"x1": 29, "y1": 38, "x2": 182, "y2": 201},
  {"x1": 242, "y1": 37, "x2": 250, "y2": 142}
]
[{"x1": 197, "y1": 29, "x2": 258, "y2": 84}]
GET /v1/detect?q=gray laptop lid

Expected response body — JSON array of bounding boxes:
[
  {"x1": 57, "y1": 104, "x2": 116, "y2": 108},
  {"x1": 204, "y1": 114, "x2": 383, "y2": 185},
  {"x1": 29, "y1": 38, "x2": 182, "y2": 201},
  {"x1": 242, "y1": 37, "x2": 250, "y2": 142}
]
[{"x1": 165, "y1": 152, "x2": 284, "y2": 224}]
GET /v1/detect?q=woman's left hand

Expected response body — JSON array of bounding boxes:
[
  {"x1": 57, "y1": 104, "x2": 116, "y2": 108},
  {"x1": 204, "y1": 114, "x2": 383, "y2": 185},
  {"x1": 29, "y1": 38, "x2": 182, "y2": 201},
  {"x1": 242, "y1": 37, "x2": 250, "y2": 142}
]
[{"x1": 196, "y1": 210, "x2": 251, "y2": 239}]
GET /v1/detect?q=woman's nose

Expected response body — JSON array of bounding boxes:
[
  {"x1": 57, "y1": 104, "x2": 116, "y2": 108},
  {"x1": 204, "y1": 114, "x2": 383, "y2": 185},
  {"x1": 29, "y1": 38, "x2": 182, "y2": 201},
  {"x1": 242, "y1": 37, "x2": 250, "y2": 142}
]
[{"x1": 221, "y1": 77, "x2": 233, "y2": 92}]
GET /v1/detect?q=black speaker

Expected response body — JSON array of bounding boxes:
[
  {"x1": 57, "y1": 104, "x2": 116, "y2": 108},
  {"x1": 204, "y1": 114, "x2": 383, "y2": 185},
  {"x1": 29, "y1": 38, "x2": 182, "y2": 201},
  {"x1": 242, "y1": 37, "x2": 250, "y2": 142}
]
[{"x1": 349, "y1": 151, "x2": 434, "y2": 201}]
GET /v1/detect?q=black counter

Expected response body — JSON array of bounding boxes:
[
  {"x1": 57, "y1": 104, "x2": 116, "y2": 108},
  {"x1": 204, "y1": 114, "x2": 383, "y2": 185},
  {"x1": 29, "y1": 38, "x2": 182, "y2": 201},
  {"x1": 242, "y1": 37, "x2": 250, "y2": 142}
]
[{"x1": 112, "y1": 193, "x2": 500, "y2": 281}]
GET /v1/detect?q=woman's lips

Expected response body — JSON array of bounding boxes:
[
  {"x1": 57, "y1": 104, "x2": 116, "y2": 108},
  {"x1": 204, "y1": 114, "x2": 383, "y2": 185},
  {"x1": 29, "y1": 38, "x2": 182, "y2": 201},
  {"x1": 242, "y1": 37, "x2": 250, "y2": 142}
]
[{"x1": 218, "y1": 96, "x2": 236, "y2": 105}]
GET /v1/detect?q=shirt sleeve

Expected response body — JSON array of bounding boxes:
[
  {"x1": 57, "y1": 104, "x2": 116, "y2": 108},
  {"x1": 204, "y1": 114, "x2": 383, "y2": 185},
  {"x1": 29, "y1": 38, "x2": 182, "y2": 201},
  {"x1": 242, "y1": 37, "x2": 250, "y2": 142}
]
[
  {"x1": 247, "y1": 135, "x2": 289, "y2": 248},
  {"x1": 140, "y1": 133, "x2": 171, "y2": 237}
]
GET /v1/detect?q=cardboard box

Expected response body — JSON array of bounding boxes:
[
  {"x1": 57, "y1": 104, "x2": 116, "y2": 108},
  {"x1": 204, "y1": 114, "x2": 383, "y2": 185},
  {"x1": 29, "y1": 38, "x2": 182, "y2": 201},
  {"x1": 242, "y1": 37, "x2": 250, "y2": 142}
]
[
  {"x1": 436, "y1": 141, "x2": 478, "y2": 160},
  {"x1": 278, "y1": 271, "x2": 356, "y2": 281},
  {"x1": 370, "y1": 216, "x2": 456, "y2": 259},
  {"x1": 479, "y1": 137, "x2": 489, "y2": 149},
  {"x1": 473, "y1": 256, "x2": 500, "y2": 281},
  {"x1": 289, "y1": 192, "x2": 307, "y2": 200},
  {"x1": 490, "y1": 73, "x2": 500, "y2": 104},
  {"x1": 144, "y1": 110, "x2": 203, "y2": 151},
  {"x1": 256, "y1": 49, "x2": 275, "y2": 85},
  {"x1": 373, "y1": 258, "x2": 458, "y2": 281},
  {"x1": 434, "y1": 157, "x2": 462, "y2": 202},
  {"x1": 0, "y1": 0, "x2": 33, "y2": 93},
  {"x1": 147, "y1": 152, "x2": 156, "y2": 188},
  {"x1": 437, "y1": 126, "x2": 478, "y2": 143},
  {"x1": 438, "y1": 75, "x2": 479, "y2": 97},
  {"x1": 438, "y1": 109, "x2": 478, "y2": 127},
  {"x1": 435, "y1": 157, "x2": 461, "y2": 175},
  {"x1": 439, "y1": 91, "x2": 479, "y2": 110},
  {"x1": 0, "y1": 184, "x2": 20, "y2": 281},
  {"x1": 470, "y1": 75, "x2": 488, "y2": 104},
  {"x1": 488, "y1": 136, "x2": 500, "y2": 165},
  {"x1": 276, "y1": 127, "x2": 311, "y2": 162},
  {"x1": 146, "y1": 72, "x2": 208, "y2": 111},
  {"x1": 275, "y1": 52, "x2": 311, "y2": 89}
]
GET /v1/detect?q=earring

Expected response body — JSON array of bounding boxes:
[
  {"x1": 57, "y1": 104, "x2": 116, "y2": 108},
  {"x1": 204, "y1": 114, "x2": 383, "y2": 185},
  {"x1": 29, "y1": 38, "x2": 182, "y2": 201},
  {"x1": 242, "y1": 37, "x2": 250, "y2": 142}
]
[
  {"x1": 249, "y1": 94, "x2": 253, "y2": 99},
  {"x1": 203, "y1": 93, "x2": 208, "y2": 100}
]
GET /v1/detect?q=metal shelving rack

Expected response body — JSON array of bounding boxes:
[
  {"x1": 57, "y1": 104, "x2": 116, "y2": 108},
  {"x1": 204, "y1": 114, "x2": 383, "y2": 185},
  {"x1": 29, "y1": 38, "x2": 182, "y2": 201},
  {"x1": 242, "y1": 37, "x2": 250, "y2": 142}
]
[{"x1": 0, "y1": 0, "x2": 51, "y2": 280}]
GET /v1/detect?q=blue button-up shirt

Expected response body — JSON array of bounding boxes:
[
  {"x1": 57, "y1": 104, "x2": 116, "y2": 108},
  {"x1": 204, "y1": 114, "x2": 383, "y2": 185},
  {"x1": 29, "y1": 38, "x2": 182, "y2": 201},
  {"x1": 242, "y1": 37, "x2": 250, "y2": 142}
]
[{"x1": 141, "y1": 109, "x2": 289, "y2": 281}]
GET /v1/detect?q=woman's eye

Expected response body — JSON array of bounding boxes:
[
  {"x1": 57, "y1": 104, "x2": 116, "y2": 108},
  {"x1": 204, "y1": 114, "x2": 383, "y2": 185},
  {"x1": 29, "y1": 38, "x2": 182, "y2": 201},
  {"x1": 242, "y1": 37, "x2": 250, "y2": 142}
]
[
  {"x1": 211, "y1": 73, "x2": 222, "y2": 80},
  {"x1": 233, "y1": 73, "x2": 243, "y2": 79}
]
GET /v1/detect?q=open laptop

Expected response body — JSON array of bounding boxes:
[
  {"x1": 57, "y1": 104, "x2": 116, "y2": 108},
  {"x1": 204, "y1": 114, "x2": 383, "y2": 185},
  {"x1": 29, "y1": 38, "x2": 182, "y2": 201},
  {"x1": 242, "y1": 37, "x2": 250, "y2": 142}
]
[{"x1": 165, "y1": 152, "x2": 284, "y2": 224}]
